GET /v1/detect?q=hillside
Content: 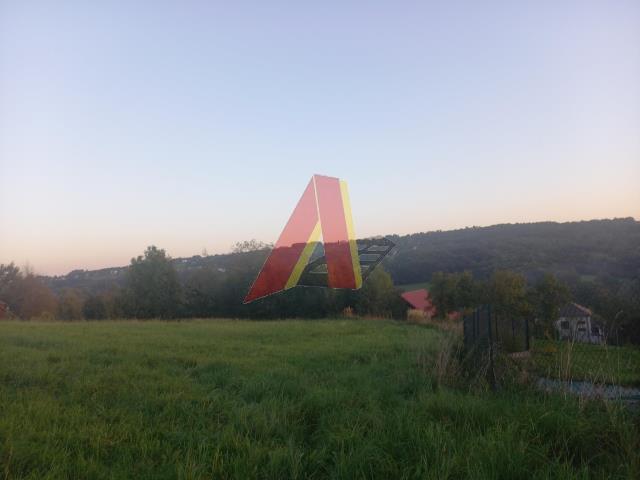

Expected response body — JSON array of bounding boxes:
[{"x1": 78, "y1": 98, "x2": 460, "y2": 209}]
[
  {"x1": 43, "y1": 218, "x2": 640, "y2": 295},
  {"x1": 385, "y1": 217, "x2": 640, "y2": 285}
]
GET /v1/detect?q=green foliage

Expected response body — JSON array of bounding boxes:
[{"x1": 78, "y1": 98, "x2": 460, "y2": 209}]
[
  {"x1": 531, "y1": 339, "x2": 640, "y2": 386},
  {"x1": 183, "y1": 268, "x2": 220, "y2": 318},
  {"x1": 0, "y1": 262, "x2": 21, "y2": 293},
  {"x1": 532, "y1": 273, "x2": 570, "y2": 326},
  {"x1": 454, "y1": 270, "x2": 478, "y2": 310},
  {"x1": 125, "y1": 246, "x2": 181, "y2": 319},
  {"x1": 430, "y1": 271, "x2": 482, "y2": 317},
  {"x1": 574, "y1": 278, "x2": 640, "y2": 344},
  {"x1": 19, "y1": 219, "x2": 640, "y2": 330},
  {"x1": 57, "y1": 288, "x2": 84, "y2": 321},
  {"x1": 83, "y1": 295, "x2": 108, "y2": 320},
  {"x1": 0, "y1": 320, "x2": 636, "y2": 479},
  {"x1": 386, "y1": 218, "x2": 640, "y2": 285},
  {"x1": 430, "y1": 272, "x2": 457, "y2": 316},
  {"x1": 355, "y1": 266, "x2": 404, "y2": 318},
  {"x1": 488, "y1": 270, "x2": 530, "y2": 318},
  {"x1": 0, "y1": 263, "x2": 57, "y2": 319}
]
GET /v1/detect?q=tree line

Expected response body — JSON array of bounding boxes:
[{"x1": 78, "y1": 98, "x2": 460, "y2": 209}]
[
  {"x1": 429, "y1": 269, "x2": 640, "y2": 342},
  {"x1": 2, "y1": 242, "x2": 639, "y2": 344},
  {"x1": 429, "y1": 270, "x2": 570, "y2": 322},
  {"x1": 0, "y1": 245, "x2": 405, "y2": 321},
  {"x1": 2, "y1": 217, "x2": 639, "y2": 344}
]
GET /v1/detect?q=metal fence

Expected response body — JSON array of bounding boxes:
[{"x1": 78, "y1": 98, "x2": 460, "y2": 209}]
[
  {"x1": 462, "y1": 305, "x2": 640, "y2": 403},
  {"x1": 462, "y1": 305, "x2": 529, "y2": 353}
]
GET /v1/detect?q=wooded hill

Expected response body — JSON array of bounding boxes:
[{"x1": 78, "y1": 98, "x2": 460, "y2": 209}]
[
  {"x1": 44, "y1": 217, "x2": 639, "y2": 294},
  {"x1": 385, "y1": 217, "x2": 639, "y2": 285}
]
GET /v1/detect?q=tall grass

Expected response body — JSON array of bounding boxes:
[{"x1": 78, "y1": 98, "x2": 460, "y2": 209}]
[
  {"x1": 0, "y1": 320, "x2": 637, "y2": 479},
  {"x1": 531, "y1": 338, "x2": 640, "y2": 386}
]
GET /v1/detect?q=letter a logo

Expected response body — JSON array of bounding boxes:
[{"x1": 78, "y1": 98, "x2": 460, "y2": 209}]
[{"x1": 244, "y1": 174, "x2": 394, "y2": 303}]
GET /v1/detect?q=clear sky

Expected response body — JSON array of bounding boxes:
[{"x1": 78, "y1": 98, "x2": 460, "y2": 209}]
[{"x1": 1, "y1": 1, "x2": 639, "y2": 275}]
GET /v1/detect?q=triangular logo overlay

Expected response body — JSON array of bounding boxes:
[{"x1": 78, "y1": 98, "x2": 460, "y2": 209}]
[{"x1": 244, "y1": 175, "x2": 394, "y2": 303}]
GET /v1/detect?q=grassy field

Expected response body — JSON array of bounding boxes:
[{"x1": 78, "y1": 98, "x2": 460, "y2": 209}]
[
  {"x1": 0, "y1": 320, "x2": 638, "y2": 479},
  {"x1": 531, "y1": 339, "x2": 640, "y2": 387}
]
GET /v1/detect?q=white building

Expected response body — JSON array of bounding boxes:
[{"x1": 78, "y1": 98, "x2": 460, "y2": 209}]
[{"x1": 554, "y1": 302, "x2": 604, "y2": 344}]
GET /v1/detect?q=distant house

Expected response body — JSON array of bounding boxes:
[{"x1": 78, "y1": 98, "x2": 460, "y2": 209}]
[
  {"x1": 0, "y1": 301, "x2": 8, "y2": 320},
  {"x1": 400, "y1": 289, "x2": 437, "y2": 318},
  {"x1": 554, "y1": 302, "x2": 604, "y2": 344}
]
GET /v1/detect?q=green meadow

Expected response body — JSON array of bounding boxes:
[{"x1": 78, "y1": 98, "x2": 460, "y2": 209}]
[
  {"x1": 0, "y1": 320, "x2": 637, "y2": 479},
  {"x1": 532, "y1": 339, "x2": 640, "y2": 387}
]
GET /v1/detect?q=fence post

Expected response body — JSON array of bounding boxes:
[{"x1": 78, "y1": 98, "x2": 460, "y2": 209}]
[
  {"x1": 463, "y1": 314, "x2": 467, "y2": 348},
  {"x1": 473, "y1": 309, "x2": 477, "y2": 345},
  {"x1": 487, "y1": 305, "x2": 496, "y2": 390},
  {"x1": 487, "y1": 305, "x2": 493, "y2": 345},
  {"x1": 462, "y1": 314, "x2": 465, "y2": 341}
]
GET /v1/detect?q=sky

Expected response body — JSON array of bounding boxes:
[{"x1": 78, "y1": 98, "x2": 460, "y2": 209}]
[{"x1": 1, "y1": 1, "x2": 639, "y2": 276}]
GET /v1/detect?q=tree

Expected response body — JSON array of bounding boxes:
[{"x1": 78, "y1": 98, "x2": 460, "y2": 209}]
[
  {"x1": 183, "y1": 268, "x2": 220, "y2": 317},
  {"x1": 488, "y1": 270, "x2": 530, "y2": 318},
  {"x1": 430, "y1": 272, "x2": 457, "y2": 317},
  {"x1": 429, "y1": 271, "x2": 482, "y2": 317},
  {"x1": 0, "y1": 263, "x2": 22, "y2": 314},
  {"x1": 0, "y1": 263, "x2": 21, "y2": 294},
  {"x1": 453, "y1": 270, "x2": 481, "y2": 312},
  {"x1": 16, "y1": 275, "x2": 58, "y2": 320},
  {"x1": 57, "y1": 288, "x2": 85, "y2": 321},
  {"x1": 231, "y1": 239, "x2": 273, "y2": 253},
  {"x1": 83, "y1": 295, "x2": 108, "y2": 320},
  {"x1": 532, "y1": 273, "x2": 569, "y2": 326},
  {"x1": 125, "y1": 246, "x2": 181, "y2": 319},
  {"x1": 356, "y1": 266, "x2": 403, "y2": 318},
  {"x1": 1, "y1": 263, "x2": 58, "y2": 319}
]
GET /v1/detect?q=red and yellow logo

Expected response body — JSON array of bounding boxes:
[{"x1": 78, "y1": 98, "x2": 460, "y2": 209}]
[{"x1": 244, "y1": 174, "x2": 392, "y2": 303}]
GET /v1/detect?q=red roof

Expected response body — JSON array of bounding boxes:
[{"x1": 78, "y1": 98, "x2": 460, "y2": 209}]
[
  {"x1": 401, "y1": 289, "x2": 436, "y2": 316},
  {"x1": 447, "y1": 311, "x2": 461, "y2": 321}
]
